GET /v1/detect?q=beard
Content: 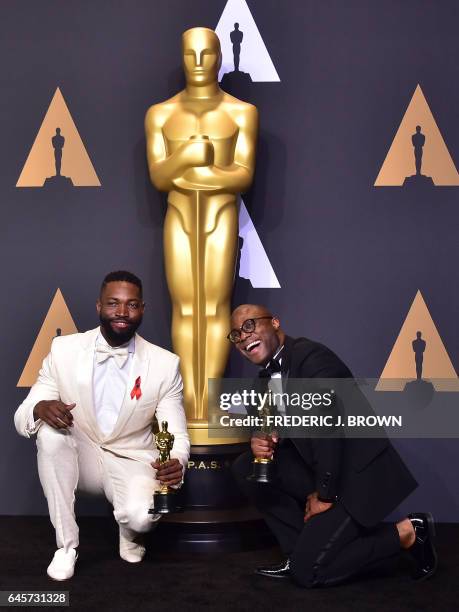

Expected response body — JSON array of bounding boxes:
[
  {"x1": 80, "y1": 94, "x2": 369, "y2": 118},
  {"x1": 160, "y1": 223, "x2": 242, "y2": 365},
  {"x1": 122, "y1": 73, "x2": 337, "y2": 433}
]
[{"x1": 99, "y1": 313, "x2": 142, "y2": 346}]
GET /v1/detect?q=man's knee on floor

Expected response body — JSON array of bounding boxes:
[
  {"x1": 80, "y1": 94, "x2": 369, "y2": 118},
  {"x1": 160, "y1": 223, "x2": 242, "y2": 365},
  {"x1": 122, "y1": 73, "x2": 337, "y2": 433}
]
[
  {"x1": 292, "y1": 568, "x2": 321, "y2": 589},
  {"x1": 291, "y1": 561, "x2": 321, "y2": 589},
  {"x1": 116, "y1": 505, "x2": 160, "y2": 533},
  {"x1": 36, "y1": 423, "x2": 73, "y2": 456}
]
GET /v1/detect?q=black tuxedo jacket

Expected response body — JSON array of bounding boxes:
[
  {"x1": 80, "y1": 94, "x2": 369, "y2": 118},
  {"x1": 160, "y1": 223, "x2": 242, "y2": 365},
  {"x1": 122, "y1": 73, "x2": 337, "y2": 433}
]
[{"x1": 276, "y1": 335, "x2": 417, "y2": 527}]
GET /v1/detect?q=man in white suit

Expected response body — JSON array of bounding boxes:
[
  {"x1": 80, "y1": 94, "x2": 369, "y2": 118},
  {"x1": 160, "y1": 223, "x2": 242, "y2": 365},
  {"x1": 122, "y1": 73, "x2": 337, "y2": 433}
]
[{"x1": 14, "y1": 271, "x2": 190, "y2": 580}]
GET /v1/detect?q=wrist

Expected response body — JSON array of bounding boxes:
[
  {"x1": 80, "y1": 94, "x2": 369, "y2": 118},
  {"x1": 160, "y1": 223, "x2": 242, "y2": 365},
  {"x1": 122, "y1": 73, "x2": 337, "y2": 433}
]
[{"x1": 33, "y1": 403, "x2": 42, "y2": 420}]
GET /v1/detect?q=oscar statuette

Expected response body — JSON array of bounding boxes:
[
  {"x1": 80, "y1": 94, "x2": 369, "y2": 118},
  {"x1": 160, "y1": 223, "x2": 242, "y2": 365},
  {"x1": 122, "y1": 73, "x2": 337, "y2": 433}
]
[
  {"x1": 145, "y1": 26, "x2": 258, "y2": 443},
  {"x1": 150, "y1": 421, "x2": 178, "y2": 514},
  {"x1": 144, "y1": 26, "x2": 259, "y2": 549},
  {"x1": 248, "y1": 406, "x2": 275, "y2": 484}
]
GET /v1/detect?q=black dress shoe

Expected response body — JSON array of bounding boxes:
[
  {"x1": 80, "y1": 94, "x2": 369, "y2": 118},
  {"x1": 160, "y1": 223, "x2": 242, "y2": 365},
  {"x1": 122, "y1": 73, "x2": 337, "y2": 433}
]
[
  {"x1": 256, "y1": 558, "x2": 291, "y2": 578},
  {"x1": 408, "y1": 512, "x2": 438, "y2": 581}
]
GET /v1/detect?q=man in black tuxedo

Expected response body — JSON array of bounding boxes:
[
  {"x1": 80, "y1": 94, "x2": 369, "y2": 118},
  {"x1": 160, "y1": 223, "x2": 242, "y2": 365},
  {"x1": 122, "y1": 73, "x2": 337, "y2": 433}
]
[{"x1": 230, "y1": 304, "x2": 437, "y2": 587}]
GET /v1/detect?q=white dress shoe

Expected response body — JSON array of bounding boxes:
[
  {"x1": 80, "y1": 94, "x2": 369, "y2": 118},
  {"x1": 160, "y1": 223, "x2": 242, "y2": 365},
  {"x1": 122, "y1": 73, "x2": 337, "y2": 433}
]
[
  {"x1": 119, "y1": 527, "x2": 146, "y2": 563},
  {"x1": 47, "y1": 548, "x2": 78, "y2": 581}
]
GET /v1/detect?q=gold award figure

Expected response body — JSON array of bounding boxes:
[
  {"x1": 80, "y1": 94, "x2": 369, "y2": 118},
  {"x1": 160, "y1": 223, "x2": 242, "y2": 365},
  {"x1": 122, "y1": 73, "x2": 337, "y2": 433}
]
[
  {"x1": 249, "y1": 405, "x2": 275, "y2": 483},
  {"x1": 156, "y1": 419, "x2": 175, "y2": 464},
  {"x1": 145, "y1": 28, "x2": 258, "y2": 443},
  {"x1": 152, "y1": 421, "x2": 177, "y2": 514}
]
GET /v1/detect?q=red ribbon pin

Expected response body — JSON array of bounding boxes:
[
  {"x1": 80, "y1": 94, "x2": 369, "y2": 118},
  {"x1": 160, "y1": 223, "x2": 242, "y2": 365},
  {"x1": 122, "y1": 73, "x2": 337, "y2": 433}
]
[{"x1": 131, "y1": 376, "x2": 142, "y2": 400}]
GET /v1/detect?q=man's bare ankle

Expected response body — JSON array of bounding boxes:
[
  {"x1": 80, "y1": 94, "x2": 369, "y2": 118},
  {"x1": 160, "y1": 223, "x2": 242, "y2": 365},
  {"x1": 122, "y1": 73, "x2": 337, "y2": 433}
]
[{"x1": 396, "y1": 518, "x2": 416, "y2": 549}]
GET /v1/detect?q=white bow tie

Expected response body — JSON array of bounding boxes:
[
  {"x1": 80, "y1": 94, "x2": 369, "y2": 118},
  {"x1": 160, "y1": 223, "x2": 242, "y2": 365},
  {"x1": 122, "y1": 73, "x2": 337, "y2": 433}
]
[{"x1": 95, "y1": 345, "x2": 129, "y2": 368}]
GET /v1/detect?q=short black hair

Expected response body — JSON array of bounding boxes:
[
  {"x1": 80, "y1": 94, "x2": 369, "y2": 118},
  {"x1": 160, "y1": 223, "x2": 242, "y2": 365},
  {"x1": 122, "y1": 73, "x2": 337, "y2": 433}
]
[{"x1": 100, "y1": 271, "x2": 143, "y2": 298}]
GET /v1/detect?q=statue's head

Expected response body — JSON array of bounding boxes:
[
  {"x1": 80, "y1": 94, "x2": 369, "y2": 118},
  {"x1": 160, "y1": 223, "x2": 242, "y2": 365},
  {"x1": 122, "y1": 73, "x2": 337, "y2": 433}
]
[
  {"x1": 182, "y1": 27, "x2": 221, "y2": 87},
  {"x1": 416, "y1": 125, "x2": 421, "y2": 133},
  {"x1": 161, "y1": 420, "x2": 168, "y2": 432},
  {"x1": 416, "y1": 331, "x2": 422, "y2": 339},
  {"x1": 56, "y1": 127, "x2": 61, "y2": 134}
]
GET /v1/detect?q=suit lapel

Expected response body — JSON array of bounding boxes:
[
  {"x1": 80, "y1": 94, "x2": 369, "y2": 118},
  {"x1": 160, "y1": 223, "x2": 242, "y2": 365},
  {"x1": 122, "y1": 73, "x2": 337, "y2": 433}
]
[
  {"x1": 76, "y1": 328, "x2": 103, "y2": 439},
  {"x1": 104, "y1": 333, "x2": 151, "y2": 442},
  {"x1": 281, "y1": 335, "x2": 294, "y2": 391}
]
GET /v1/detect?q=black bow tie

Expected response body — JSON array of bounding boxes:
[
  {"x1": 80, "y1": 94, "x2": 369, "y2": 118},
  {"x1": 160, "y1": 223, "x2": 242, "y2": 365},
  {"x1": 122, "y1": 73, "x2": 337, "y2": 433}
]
[{"x1": 259, "y1": 358, "x2": 282, "y2": 379}]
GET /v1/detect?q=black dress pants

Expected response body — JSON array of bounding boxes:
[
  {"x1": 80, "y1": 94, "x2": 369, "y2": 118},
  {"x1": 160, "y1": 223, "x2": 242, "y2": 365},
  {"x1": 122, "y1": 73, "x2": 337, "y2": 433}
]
[{"x1": 232, "y1": 444, "x2": 401, "y2": 588}]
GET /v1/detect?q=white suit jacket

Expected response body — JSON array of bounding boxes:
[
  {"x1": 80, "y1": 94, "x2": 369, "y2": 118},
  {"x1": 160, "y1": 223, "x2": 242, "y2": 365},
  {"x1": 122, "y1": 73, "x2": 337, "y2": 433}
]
[{"x1": 14, "y1": 327, "x2": 190, "y2": 469}]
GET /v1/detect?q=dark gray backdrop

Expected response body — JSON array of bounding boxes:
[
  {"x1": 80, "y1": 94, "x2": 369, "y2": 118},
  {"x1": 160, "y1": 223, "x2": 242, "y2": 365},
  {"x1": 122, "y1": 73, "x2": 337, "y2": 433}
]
[{"x1": 1, "y1": 0, "x2": 458, "y2": 520}]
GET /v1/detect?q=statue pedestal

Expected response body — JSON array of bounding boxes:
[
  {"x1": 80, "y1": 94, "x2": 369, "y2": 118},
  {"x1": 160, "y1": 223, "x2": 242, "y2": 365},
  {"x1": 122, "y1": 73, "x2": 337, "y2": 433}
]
[
  {"x1": 402, "y1": 174, "x2": 435, "y2": 188},
  {"x1": 157, "y1": 443, "x2": 272, "y2": 552},
  {"x1": 220, "y1": 70, "x2": 253, "y2": 101},
  {"x1": 403, "y1": 379, "x2": 435, "y2": 409},
  {"x1": 43, "y1": 175, "x2": 74, "y2": 188}
]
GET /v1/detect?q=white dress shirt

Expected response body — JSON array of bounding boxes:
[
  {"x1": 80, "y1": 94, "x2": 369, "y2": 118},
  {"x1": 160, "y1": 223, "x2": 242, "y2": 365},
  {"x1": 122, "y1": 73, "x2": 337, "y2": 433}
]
[
  {"x1": 267, "y1": 345, "x2": 285, "y2": 413},
  {"x1": 93, "y1": 333, "x2": 135, "y2": 436},
  {"x1": 25, "y1": 332, "x2": 135, "y2": 436}
]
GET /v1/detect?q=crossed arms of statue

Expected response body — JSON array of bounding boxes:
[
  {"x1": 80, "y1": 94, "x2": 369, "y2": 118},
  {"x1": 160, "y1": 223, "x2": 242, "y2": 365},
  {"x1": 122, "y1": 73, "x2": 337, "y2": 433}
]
[{"x1": 145, "y1": 103, "x2": 258, "y2": 194}]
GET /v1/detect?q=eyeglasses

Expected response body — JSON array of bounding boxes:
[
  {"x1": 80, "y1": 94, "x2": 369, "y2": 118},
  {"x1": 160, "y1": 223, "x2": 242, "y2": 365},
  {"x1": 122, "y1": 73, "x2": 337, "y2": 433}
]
[{"x1": 227, "y1": 316, "x2": 273, "y2": 344}]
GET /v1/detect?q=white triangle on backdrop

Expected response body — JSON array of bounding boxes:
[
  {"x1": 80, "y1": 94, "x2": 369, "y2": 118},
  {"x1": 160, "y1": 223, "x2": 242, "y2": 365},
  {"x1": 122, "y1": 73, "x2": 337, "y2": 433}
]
[
  {"x1": 238, "y1": 199, "x2": 280, "y2": 288},
  {"x1": 216, "y1": 0, "x2": 280, "y2": 82}
]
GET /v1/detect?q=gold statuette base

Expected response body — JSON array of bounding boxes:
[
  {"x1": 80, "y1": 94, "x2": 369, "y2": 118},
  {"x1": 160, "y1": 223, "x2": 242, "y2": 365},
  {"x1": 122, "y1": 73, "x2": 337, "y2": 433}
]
[{"x1": 151, "y1": 485, "x2": 178, "y2": 514}]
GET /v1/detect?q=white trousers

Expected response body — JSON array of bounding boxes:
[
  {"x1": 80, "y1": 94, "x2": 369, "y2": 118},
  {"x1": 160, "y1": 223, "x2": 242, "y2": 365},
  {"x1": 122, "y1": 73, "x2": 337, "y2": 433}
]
[{"x1": 36, "y1": 423, "x2": 161, "y2": 551}]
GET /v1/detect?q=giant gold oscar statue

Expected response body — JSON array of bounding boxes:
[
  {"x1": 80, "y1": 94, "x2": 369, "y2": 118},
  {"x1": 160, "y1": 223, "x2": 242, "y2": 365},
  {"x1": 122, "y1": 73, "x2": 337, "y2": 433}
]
[{"x1": 145, "y1": 27, "x2": 258, "y2": 445}]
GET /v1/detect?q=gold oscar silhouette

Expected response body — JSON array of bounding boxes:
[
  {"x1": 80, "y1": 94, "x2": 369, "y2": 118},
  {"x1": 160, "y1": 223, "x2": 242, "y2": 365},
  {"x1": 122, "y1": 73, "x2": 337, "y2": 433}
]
[
  {"x1": 17, "y1": 289, "x2": 78, "y2": 387},
  {"x1": 145, "y1": 27, "x2": 258, "y2": 444},
  {"x1": 374, "y1": 85, "x2": 459, "y2": 187},
  {"x1": 17, "y1": 87, "x2": 100, "y2": 188},
  {"x1": 376, "y1": 290, "x2": 459, "y2": 392}
]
